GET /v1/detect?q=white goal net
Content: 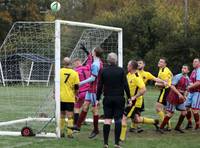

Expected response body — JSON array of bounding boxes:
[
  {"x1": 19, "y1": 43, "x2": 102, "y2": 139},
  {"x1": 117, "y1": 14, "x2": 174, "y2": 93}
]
[{"x1": 0, "y1": 20, "x2": 123, "y2": 138}]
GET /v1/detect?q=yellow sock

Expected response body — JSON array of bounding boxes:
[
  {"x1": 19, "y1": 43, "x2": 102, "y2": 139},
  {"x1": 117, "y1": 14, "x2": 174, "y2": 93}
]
[
  {"x1": 120, "y1": 125, "x2": 127, "y2": 141},
  {"x1": 67, "y1": 118, "x2": 74, "y2": 136},
  {"x1": 142, "y1": 117, "x2": 155, "y2": 124},
  {"x1": 60, "y1": 118, "x2": 66, "y2": 134},
  {"x1": 167, "y1": 120, "x2": 172, "y2": 129},
  {"x1": 131, "y1": 122, "x2": 138, "y2": 129},
  {"x1": 157, "y1": 111, "x2": 165, "y2": 122}
]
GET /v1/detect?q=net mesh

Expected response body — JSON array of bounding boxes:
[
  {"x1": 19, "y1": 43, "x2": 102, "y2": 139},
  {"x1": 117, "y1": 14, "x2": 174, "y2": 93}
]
[{"x1": 0, "y1": 21, "x2": 120, "y2": 136}]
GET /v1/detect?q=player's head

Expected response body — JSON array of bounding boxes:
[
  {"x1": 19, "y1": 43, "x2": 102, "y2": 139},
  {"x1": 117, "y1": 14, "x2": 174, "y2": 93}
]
[
  {"x1": 72, "y1": 58, "x2": 82, "y2": 68},
  {"x1": 137, "y1": 59, "x2": 145, "y2": 70},
  {"x1": 63, "y1": 57, "x2": 71, "y2": 67},
  {"x1": 127, "y1": 60, "x2": 138, "y2": 72},
  {"x1": 192, "y1": 58, "x2": 200, "y2": 69},
  {"x1": 92, "y1": 47, "x2": 103, "y2": 58},
  {"x1": 107, "y1": 52, "x2": 118, "y2": 65},
  {"x1": 182, "y1": 64, "x2": 190, "y2": 74},
  {"x1": 158, "y1": 57, "x2": 167, "y2": 68}
]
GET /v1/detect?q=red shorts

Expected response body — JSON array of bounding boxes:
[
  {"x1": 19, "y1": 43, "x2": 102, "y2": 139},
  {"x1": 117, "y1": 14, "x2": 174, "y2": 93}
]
[{"x1": 74, "y1": 92, "x2": 86, "y2": 109}]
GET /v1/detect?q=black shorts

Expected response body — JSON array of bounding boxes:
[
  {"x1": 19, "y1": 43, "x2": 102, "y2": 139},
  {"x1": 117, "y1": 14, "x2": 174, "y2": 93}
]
[
  {"x1": 124, "y1": 105, "x2": 140, "y2": 119},
  {"x1": 157, "y1": 87, "x2": 170, "y2": 106},
  {"x1": 103, "y1": 96, "x2": 125, "y2": 120},
  {"x1": 61, "y1": 102, "x2": 74, "y2": 112},
  {"x1": 139, "y1": 98, "x2": 145, "y2": 112}
]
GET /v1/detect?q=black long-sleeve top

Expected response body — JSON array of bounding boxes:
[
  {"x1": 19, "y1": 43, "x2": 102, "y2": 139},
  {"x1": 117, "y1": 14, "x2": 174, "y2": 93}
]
[{"x1": 96, "y1": 65, "x2": 131, "y2": 101}]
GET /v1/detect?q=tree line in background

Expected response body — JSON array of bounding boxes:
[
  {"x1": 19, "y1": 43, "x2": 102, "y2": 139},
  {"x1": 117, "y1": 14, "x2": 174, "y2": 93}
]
[{"x1": 0, "y1": 0, "x2": 200, "y2": 75}]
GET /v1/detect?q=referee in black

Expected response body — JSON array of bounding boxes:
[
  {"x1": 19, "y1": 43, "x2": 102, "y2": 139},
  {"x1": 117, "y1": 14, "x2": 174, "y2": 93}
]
[{"x1": 96, "y1": 52, "x2": 131, "y2": 148}]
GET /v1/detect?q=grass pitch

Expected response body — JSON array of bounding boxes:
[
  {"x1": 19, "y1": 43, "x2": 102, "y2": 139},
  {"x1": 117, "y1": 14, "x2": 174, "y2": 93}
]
[{"x1": 0, "y1": 86, "x2": 200, "y2": 148}]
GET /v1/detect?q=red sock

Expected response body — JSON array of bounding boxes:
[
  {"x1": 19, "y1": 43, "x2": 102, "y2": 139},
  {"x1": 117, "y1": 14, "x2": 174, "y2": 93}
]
[
  {"x1": 160, "y1": 116, "x2": 170, "y2": 129},
  {"x1": 93, "y1": 115, "x2": 99, "y2": 132},
  {"x1": 193, "y1": 113, "x2": 200, "y2": 129},
  {"x1": 186, "y1": 110, "x2": 192, "y2": 125},
  {"x1": 77, "y1": 111, "x2": 87, "y2": 128},
  {"x1": 175, "y1": 114, "x2": 185, "y2": 129}
]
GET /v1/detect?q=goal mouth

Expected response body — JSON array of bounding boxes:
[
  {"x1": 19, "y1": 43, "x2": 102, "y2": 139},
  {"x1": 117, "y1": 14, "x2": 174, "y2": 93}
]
[{"x1": 0, "y1": 20, "x2": 122, "y2": 138}]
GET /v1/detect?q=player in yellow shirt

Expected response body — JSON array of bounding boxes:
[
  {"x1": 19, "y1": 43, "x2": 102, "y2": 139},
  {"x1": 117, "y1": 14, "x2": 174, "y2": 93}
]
[
  {"x1": 120, "y1": 60, "x2": 159, "y2": 142},
  {"x1": 129, "y1": 59, "x2": 168, "y2": 132},
  {"x1": 60, "y1": 57, "x2": 80, "y2": 138},
  {"x1": 155, "y1": 57, "x2": 173, "y2": 130}
]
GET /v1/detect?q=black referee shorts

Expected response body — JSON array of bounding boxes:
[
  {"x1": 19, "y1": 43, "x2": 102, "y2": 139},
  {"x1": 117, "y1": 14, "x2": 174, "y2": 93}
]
[
  {"x1": 61, "y1": 102, "x2": 74, "y2": 112},
  {"x1": 103, "y1": 96, "x2": 125, "y2": 120}
]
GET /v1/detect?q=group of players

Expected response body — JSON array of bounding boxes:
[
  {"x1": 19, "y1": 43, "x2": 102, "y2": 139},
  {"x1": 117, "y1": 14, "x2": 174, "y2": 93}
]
[{"x1": 59, "y1": 44, "x2": 200, "y2": 148}]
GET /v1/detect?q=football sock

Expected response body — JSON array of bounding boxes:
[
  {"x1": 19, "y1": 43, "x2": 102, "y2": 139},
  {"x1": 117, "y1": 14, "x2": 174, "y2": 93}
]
[
  {"x1": 131, "y1": 122, "x2": 138, "y2": 129},
  {"x1": 74, "y1": 113, "x2": 79, "y2": 125},
  {"x1": 93, "y1": 115, "x2": 99, "y2": 132},
  {"x1": 157, "y1": 110, "x2": 165, "y2": 122},
  {"x1": 115, "y1": 119, "x2": 122, "y2": 145},
  {"x1": 60, "y1": 118, "x2": 65, "y2": 134},
  {"x1": 142, "y1": 117, "x2": 155, "y2": 124},
  {"x1": 67, "y1": 117, "x2": 74, "y2": 136},
  {"x1": 193, "y1": 113, "x2": 200, "y2": 129},
  {"x1": 186, "y1": 110, "x2": 192, "y2": 125},
  {"x1": 160, "y1": 116, "x2": 170, "y2": 129},
  {"x1": 175, "y1": 114, "x2": 185, "y2": 129},
  {"x1": 120, "y1": 125, "x2": 127, "y2": 141},
  {"x1": 77, "y1": 111, "x2": 87, "y2": 128},
  {"x1": 103, "y1": 124, "x2": 110, "y2": 145}
]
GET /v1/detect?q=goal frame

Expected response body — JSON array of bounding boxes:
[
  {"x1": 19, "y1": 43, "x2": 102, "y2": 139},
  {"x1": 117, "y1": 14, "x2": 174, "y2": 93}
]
[{"x1": 55, "y1": 20, "x2": 123, "y2": 138}]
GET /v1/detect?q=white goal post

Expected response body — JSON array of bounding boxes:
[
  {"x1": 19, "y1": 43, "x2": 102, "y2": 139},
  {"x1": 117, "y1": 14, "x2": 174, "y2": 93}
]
[{"x1": 0, "y1": 20, "x2": 123, "y2": 138}]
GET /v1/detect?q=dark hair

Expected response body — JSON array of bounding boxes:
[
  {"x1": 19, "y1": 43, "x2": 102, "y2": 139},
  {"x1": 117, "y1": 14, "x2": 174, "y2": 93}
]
[
  {"x1": 160, "y1": 57, "x2": 168, "y2": 64},
  {"x1": 194, "y1": 58, "x2": 200, "y2": 61},
  {"x1": 137, "y1": 59, "x2": 145, "y2": 64},
  {"x1": 182, "y1": 64, "x2": 190, "y2": 70},
  {"x1": 130, "y1": 60, "x2": 138, "y2": 70},
  {"x1": 94, "y1": 47, "x2": 103, "y2": 58}
]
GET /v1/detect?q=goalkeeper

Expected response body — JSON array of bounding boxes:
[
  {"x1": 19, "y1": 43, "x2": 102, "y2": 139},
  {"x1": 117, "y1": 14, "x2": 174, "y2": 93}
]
[
  {"x1": 73, "y1": 44, "x2": 92, "y2": 126},
  {"x1": 71, "y1": 45, "x2": 103, "y2": 139}
]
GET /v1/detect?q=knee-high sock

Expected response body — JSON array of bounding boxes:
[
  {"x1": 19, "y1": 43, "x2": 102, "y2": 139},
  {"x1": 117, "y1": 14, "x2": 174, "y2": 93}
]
[
  {"x1": 60, "y1": 118, "x2": 65, "y2": 134},
  {"x1": 175, "y1": 114, "x2": 185, "y2": 129},
  {"x1": 120, "y1": 125, "x2": 127, "y2": 141},
  {"x1": 160, "y1": 116, "x2": 170, "y2": 129},
  {"x1": 186, "y1": 110, "x2": 192, "y2": 125},
  {"x1": 142, "y1": 117, "x2": 155, "y2": 124},
  {"x1": 67, "y1": 117, "x2": 74, "y2": 136},
  {"x1": 167, "y1": 120, "x2": 172, "y2": 129},
  {"x1": 103, "y1": 124, "x2": 110, "y2": 145},
  {"x1": 157, "y1": 111, "x2": 165, "y2": 122},
  {"x1": 193, "y1": 113, "x2": 200, "y2": 129},
  {"x1": 115, "y1": 119, "x2": 122, "y2": 145},
  {"x1": 131, "y1": 122, "x2": 138, "y2": 129},
  {"x1": 74, "y1": 113, "x2": 79, "y2": 126},
  {"x1": 76, "y1": 111, "x2": 87, "y2": 128},
  {"x1": 93, "y1": 115, "x2": 99, "y2": 132}
]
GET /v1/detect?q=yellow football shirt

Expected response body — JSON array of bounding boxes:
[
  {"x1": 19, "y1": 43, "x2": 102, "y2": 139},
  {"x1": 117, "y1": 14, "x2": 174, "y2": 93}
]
[
  {"x1": 157, "y1": 67, "x2": 173, "y2": 87},
  {"x1": 127, "y1": 72, "x2": 145, "y2": 108},
  {"x1": 137, "y1": 70, "x2": 156, "y2": 84},
  {"x1": 60, "y1": 68, "x2": 80, "y2": 103}
]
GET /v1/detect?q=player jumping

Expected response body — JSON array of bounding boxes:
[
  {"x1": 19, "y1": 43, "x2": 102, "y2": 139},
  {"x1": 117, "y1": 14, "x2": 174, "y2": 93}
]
[{"x1": 71, "y1": 46, "x2": 103, "y2": 139}]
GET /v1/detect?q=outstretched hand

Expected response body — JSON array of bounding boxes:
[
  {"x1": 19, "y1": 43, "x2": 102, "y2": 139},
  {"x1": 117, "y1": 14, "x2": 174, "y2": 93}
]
[{"x1": 80, "y1": 43, "x2": 89, "y2": 55}]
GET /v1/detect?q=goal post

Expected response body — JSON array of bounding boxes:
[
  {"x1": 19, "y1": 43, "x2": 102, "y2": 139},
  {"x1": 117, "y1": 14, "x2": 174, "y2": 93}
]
[{"x1": 0, "y1": 20, "x2": 123, "y2": 138}]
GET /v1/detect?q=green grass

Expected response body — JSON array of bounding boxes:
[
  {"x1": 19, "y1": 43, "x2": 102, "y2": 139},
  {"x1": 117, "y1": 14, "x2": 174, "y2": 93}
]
[{"x1": 0, "y1": 86, "x2": 200, "y2": 148}]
